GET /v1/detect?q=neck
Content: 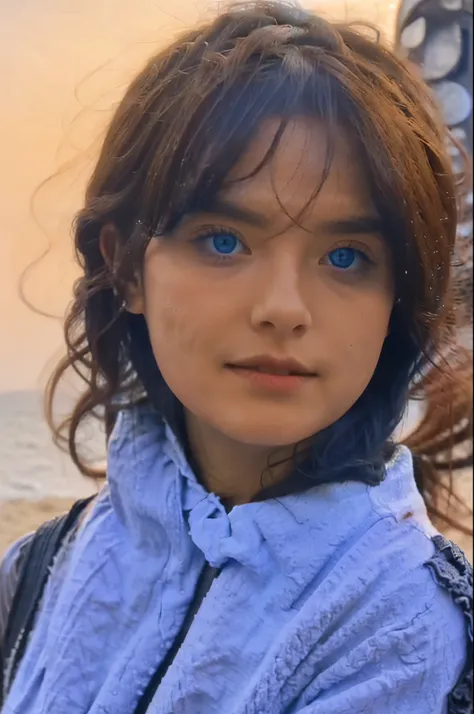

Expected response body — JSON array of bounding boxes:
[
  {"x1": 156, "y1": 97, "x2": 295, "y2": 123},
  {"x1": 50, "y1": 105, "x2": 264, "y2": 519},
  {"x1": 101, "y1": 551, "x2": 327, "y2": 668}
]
[{"x1": 185, "y1": 412, "x2": 299, "y2": 507}]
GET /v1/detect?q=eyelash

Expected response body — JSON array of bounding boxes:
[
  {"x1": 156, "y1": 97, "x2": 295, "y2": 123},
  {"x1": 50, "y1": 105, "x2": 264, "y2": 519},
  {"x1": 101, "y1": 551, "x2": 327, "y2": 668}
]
[
  {"x1": 323, "y1": 240, "x2": 375, "y2": 271},
  {"x1": 190, "y1": 226, "x2": 375, "y2": 272},
  {"x1": 191, "y1": 225, "x2": 248, "y2": 262}
]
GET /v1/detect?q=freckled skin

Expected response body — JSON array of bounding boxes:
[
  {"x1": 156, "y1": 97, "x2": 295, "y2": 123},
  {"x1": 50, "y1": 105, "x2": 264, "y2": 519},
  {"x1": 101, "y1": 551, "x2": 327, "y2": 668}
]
[{"x1": 134, "y1": 118, "x2": 395, "y2": 449}]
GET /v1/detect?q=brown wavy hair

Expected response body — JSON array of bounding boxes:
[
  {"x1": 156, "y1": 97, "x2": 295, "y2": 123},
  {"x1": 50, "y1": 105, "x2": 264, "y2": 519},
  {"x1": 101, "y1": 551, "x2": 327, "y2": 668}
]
[{"x1": 46, "y1": 1, "x2": 472, "y2": 535}]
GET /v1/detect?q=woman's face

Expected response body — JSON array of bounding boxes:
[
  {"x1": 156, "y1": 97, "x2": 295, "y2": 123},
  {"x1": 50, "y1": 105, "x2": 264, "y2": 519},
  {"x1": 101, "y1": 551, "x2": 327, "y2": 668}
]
[{"x1": 133, "y1": 118, "x2": 394, "y2": 447}]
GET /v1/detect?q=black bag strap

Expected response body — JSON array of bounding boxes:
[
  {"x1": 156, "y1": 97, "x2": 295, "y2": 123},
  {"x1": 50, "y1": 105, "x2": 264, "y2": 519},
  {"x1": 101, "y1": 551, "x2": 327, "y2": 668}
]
[
  {"x1": 134, "y1": 563, "x2": 220, "y2": 714},
  {"x1": 0, "y1": 496, "x2": 94, "y2": 704}
]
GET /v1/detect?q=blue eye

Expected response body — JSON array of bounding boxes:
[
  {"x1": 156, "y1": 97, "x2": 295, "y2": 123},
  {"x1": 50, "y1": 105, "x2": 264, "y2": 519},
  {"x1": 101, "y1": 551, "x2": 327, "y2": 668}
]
[
  {"x1": 204, "y1": 232, "x2": 244, "y2": 256},
  {"x1": 327, "y1": 247, "x2": 362, "y2": 270}
]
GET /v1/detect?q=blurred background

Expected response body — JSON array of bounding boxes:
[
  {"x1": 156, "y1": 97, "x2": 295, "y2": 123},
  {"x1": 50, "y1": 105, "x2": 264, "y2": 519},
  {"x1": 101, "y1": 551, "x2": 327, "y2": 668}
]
[{"x1": 0, "y1": 1, "x2": 472, "y2": 555}]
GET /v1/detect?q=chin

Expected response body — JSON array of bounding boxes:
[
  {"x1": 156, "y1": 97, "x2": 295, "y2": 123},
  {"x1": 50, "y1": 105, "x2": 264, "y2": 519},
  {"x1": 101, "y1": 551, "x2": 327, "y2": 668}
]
[{"x1": 215, "y1": 413, "x2": 323, "y2": 449}]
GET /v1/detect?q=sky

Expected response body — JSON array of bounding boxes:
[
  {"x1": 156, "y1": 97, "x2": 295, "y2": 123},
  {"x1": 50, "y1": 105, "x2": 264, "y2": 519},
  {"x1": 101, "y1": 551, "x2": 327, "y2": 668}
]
[{"x1": 0, "y1": 0, "x2": 398, "y2": 392}]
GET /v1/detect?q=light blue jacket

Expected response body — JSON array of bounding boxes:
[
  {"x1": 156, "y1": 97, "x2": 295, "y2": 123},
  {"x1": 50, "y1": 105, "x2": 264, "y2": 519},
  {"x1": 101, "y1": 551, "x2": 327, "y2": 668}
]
[{"x1": 2, "y1": 405, "x2": 470, "y2": 713}]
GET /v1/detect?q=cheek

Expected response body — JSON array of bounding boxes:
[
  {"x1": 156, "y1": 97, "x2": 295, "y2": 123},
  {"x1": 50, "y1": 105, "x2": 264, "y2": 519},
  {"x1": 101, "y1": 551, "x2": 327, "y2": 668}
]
[
  {"x1": 141, "y1": 256, "x2": 238, "y2": 423},
  {"x1": 143, "y1": 273, "x2": 202, "y2": 359},
  {"x1": 141, "y1": 252, "x2": 229, "y2": 369},
  {"x1": 327, "y1": 295, "x2": 392, "y2": 380}
]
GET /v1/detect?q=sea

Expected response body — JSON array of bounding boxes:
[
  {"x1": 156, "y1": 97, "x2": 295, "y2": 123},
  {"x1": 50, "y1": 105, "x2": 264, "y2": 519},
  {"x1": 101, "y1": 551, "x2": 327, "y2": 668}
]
[{"x1": 0, "y1": 390, "x2": 101, "y2": 501}]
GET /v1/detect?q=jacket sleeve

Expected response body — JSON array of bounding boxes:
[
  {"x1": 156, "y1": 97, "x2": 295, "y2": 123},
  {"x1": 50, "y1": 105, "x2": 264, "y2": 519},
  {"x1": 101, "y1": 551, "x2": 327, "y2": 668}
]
[
  {"x1": 297, "y1": 538, "x2": 471, "y2": 714},
  {"x1": 0, "y1": 534, "x2": 33, "y2": 645}
]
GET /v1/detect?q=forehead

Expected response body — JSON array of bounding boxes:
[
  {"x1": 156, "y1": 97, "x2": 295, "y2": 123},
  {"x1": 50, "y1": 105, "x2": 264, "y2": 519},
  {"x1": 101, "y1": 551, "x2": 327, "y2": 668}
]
[{"x1": 222, "y1": 117, "x2": 376, "y2": 219}]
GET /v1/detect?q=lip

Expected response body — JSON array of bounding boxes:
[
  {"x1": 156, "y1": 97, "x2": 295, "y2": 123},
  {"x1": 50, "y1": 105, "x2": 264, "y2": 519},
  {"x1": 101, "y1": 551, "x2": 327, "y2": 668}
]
[
  {"x1": 225, "y1": 355, "x2": 316, "y2": 393},
  {"x1": 228, "y1": 355, "x2": 315, "y2": 376}
]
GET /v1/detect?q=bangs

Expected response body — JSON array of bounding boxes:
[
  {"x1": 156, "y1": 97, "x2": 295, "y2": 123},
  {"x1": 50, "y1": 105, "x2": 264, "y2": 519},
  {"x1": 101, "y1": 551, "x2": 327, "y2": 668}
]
[{"x1": 141, "y1": 62, "x2": 340, "y2": 233}]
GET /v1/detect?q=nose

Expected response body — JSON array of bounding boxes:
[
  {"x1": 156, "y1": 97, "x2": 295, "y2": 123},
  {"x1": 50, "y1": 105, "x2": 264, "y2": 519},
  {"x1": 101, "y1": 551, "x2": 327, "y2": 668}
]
[{"x1": 250, "y1": 258, "x2": 312, "y2": 338}]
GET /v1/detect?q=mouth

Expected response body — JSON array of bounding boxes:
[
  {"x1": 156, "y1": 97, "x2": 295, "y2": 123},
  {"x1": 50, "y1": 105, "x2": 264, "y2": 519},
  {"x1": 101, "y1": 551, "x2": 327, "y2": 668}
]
[
  {"x1": 227, "y1": 355, "x2": 315, "y2": 376},
  {"x1": 225, "y1": 356, "x2": 317, "y2": 391}
]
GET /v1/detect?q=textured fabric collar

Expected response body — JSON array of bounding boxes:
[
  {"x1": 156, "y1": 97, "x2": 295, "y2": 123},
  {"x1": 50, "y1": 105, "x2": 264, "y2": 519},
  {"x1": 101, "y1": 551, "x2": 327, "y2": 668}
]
[{"x1": 107, "y1": 405, "x2": 429, "y2": 595}]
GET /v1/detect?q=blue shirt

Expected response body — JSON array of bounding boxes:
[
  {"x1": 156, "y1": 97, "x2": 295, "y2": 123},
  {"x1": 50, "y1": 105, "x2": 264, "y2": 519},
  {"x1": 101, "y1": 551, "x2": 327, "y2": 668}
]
[{"x1": 2, "y1": 405, "x2": 470, "y2": 713}]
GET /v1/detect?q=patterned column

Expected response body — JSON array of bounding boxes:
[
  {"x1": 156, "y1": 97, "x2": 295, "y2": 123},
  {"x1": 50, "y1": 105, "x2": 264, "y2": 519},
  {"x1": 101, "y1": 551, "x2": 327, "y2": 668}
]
[{"x1": 395, "y1": 0, "x2": 473, "y2": 324}]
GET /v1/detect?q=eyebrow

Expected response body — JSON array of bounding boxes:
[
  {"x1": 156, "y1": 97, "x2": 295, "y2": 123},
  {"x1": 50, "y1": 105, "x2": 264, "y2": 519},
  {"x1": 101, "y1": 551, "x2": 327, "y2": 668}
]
[
  {"x1": 194, "y1": 197, "x2": 383, "y2": 235},
  {"x1": 196, "y1": 197, "x2": 268, "y2": 227},
  {"x1": 320, "y1": 216, "x2": 384, "y2": 236}
]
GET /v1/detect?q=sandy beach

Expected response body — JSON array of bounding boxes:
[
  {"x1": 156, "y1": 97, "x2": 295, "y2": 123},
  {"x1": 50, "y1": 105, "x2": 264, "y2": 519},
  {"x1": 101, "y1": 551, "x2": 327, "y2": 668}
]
[{"x1": 0, "y1": 498, "x2": 76, "y2": 555}]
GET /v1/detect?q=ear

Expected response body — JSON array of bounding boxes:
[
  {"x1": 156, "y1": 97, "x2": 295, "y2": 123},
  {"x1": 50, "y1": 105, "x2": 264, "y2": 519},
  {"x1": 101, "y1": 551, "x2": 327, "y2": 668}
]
[{"x1": 99, "y1": 223, "x2": 145, "y2": 315}]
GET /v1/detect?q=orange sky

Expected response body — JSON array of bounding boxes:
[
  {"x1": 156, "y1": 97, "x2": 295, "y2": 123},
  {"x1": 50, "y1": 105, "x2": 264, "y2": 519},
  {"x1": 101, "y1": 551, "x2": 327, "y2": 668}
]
[{"x1": 0, "y1": 0, "x2": 398, "y2": 392}]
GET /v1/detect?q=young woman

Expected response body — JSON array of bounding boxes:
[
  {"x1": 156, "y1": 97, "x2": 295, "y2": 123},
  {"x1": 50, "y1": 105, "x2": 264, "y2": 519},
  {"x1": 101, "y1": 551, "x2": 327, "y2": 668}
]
[{"x1": 1, "y1": 3, "x2": 472, "y2": 713}]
